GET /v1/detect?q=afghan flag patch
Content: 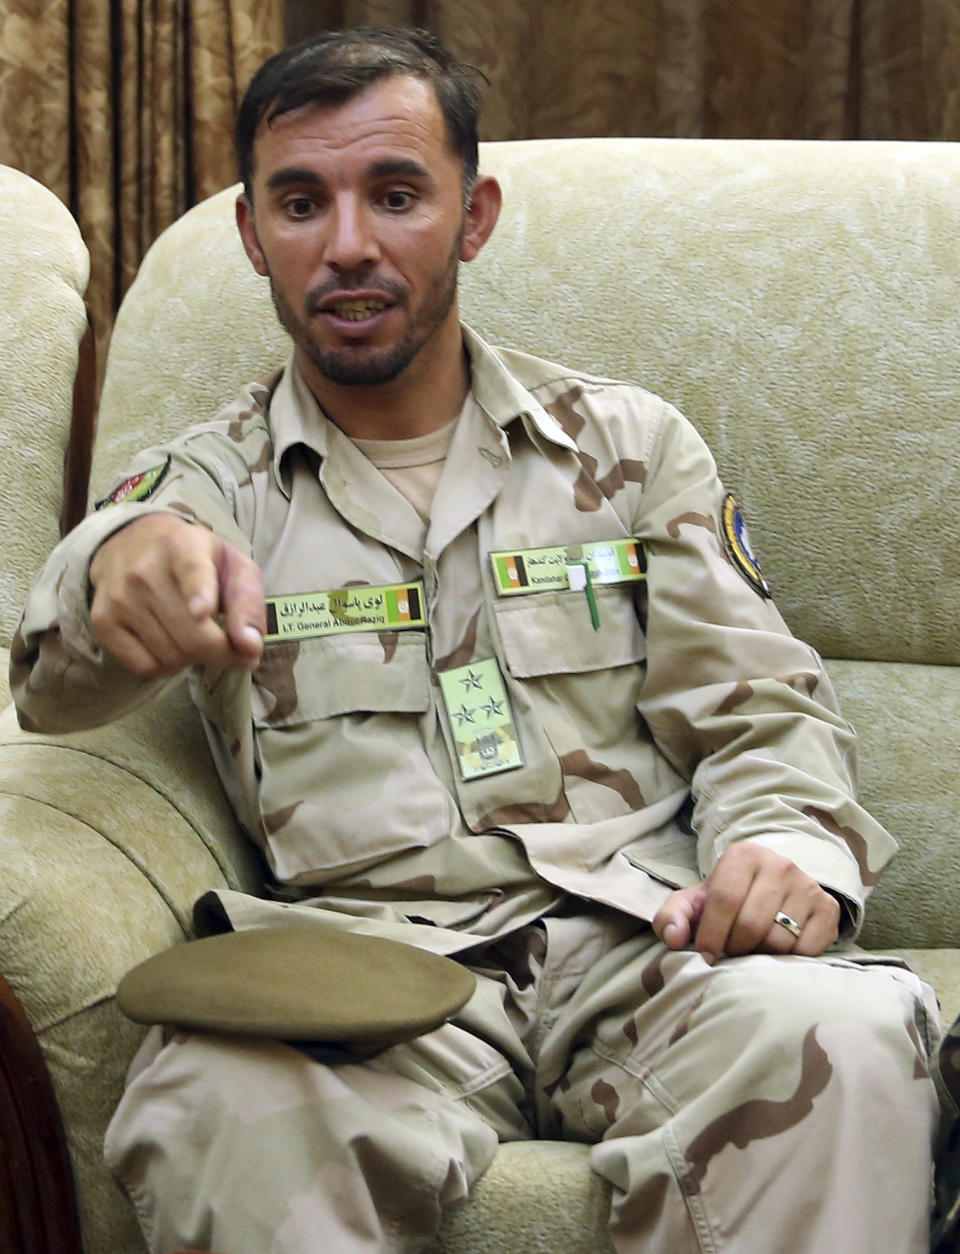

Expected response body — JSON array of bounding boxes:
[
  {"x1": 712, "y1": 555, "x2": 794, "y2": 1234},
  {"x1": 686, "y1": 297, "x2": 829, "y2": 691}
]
[{"x1": 95, "y1": 456, "x2": 171, "y2": 510}]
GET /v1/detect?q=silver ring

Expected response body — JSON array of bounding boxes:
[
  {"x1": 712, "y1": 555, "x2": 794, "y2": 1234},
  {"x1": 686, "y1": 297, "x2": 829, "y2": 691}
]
[{"x1": 773, "y1": 910, "x2": 802, "y2": 939}]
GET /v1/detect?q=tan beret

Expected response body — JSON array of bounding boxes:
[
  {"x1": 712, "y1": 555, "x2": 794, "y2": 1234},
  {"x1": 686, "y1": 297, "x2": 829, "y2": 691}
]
[{"x1": 116, "y1": 926, "x2": 476, "y2": 1046}]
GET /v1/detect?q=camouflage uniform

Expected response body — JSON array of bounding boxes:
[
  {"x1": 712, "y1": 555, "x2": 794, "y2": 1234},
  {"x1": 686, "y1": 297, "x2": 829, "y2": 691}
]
[{"x1": 13, "y1": 328, "x2": 940, "y2": 1251}]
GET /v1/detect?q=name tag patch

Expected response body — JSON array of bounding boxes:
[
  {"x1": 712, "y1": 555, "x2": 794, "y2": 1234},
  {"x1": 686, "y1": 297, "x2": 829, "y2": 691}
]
[
  {"x1": 438, "y1": 658, "x2": 524, "y2": 780},
  {"x1": 265, "y1": 582, "x2": 426, "y2": 641},
  {"x1": 490, "y1": 539, "x2": 645, "y2": 596}
]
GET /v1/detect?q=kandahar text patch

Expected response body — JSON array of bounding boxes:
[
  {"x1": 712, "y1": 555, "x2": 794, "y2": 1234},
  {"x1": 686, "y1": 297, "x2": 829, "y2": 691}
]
[
  {"x1": 721, "y1": 493, "x2": 771, "y2": 597},
  {"x1": 95, "y1": 456, "x2": 171, "y2": 510},
  {"x1": 490, "y1": 538, "x2": 645, "y2": 596}
]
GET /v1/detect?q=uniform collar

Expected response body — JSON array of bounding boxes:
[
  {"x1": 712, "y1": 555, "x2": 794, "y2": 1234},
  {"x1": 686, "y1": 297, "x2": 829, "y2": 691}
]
[
  {"x1": 267, "y1": 322, "x2": 578, "y2": 495},
  {"x1": 269, "y1": 362, "x2": 332, "y2": 492},
  {"x1": 460, "y1": 325, "x2": 578, "y2": 453}
]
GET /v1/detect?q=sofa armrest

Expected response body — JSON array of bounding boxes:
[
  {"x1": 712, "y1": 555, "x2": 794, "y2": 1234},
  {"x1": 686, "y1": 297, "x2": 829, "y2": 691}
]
[
  {"x1": 0, "y1": 681, "x2": 263, "y2": 1254},
  {"x1": 0, "y1": 678, "x2": 263, "y2": 920}
]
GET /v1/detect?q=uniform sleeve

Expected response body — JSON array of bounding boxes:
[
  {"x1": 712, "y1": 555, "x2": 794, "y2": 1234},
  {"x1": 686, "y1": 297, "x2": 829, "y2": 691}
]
[
  {"x1": 635, "y1": 400, "x2": 895, "y2": 931},
  {"x1": 10, "y1": 422, "x2": 263, "y2": 735}
]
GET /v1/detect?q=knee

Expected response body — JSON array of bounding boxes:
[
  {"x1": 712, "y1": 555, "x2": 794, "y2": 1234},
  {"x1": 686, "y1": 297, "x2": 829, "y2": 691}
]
[
  {"x1": 706, "y1": 954, "x2": 935, "y2": 1088},
  {"x1": 105, "y1": 1029, "x2": 501, "y2": 1252}
]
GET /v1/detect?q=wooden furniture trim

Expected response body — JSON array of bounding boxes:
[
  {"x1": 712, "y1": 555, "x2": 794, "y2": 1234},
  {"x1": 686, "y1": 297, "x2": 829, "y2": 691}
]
[
  {"x1": 61, "y1": 309, "x2": 97, "y2": 536},
  {"x1": 0, "y1": 972, "x2": 83, "y2": 1254}
]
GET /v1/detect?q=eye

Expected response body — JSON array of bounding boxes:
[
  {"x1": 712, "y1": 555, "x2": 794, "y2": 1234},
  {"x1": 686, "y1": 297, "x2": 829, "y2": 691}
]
[
  {"x1": 381, "y1": 189, "x2": 416, "y2": 212},
  {"x1": 283, "y1": 195, "x2": 317, "y2": 219}
]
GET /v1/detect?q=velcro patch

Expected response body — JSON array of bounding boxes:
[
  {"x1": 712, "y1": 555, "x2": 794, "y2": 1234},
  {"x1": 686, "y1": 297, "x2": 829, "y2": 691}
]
[{"x1": 95, "y1": 456, "x2": 171, "y2": 510}]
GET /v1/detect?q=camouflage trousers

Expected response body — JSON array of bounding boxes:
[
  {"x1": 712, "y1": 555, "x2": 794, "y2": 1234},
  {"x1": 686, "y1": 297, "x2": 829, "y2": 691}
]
[{"x1": 105, "y1": 908, "x2": 940, "y2": 1254}]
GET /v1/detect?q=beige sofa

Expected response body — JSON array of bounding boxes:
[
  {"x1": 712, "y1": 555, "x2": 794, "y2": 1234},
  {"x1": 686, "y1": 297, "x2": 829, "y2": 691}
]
[
  {"x1": 0, "y1": 166, "x2": 91, "y2": 689},
  {"x1": 2, "y1": 138, "x2": 959, "y2": 1253},
  {"x1": 0, "y1": 163, "x2": 92, "y2": 1252}
]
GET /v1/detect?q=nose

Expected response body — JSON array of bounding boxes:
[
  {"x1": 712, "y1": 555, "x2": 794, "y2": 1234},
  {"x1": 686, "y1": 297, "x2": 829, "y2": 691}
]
[{"x1": 324, "y1": 196, "x2": 380, "y2": 272}]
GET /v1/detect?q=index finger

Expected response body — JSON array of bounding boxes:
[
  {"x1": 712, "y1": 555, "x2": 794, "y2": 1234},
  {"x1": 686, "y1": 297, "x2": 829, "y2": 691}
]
[
  {"x1": 165, "y1": 530, "x2": 221, "y2": 621},
  {"x1": 165, "y1": 530, "x2": 264, "y2": 671},
  {"x1": 692, "y1": 859, "x2": 757, "y2": 964},
  {"x1": 217, "y1": 542, "x2": 266, "y2": 664}
]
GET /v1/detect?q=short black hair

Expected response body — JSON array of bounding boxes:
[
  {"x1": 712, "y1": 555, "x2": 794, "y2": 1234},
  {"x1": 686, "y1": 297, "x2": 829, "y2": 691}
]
[{"x1": 236, "y1": 27, "x2": 486, "y2": 201}]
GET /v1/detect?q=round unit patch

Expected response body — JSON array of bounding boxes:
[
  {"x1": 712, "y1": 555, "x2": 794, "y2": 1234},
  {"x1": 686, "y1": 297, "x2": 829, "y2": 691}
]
[
  {"x1": 721, "y1": 493, "x2": 771, "y2": 597},
  {"x1": 95, "y1": 455, "x2": 171, "y2": 510}
]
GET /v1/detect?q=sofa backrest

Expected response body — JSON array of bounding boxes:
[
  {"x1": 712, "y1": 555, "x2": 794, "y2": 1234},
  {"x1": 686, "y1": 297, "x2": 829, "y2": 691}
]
[
  {"x1": 0, "y1": 165, "x2": 89, "y2": 649},
  {"x1": 90, "y1": 189, "x2": 290, "y2": 501},
  {"x1": 94, "y1": 138, "x2": 960, "y2": 670},
  {"x1": 91, "y1": 140, "x2": 960, "y2": 946},
  {"x1": 465, "y1": 139, "x2": 960, "y2": 672}
]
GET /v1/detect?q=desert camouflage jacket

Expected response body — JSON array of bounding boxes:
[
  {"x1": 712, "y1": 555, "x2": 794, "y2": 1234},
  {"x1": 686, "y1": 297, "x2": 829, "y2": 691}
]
[{"x1": 11, "y1": 327, "x2": 895, "y2": 952}]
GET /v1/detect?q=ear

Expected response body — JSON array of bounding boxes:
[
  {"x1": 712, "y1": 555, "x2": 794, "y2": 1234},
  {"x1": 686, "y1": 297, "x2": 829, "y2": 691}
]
[
  {"x1": 460, "y1": 175, "x2": 502, "y2": 264},
  {"x1": 236, "y1": 194, "x2": 269, "y2": 277}
]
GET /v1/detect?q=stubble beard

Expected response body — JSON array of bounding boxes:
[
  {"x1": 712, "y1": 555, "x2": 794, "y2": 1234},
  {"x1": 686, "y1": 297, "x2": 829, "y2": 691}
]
[{"x1": 269, "y1": 233, "x2": 462, "y2": 389}]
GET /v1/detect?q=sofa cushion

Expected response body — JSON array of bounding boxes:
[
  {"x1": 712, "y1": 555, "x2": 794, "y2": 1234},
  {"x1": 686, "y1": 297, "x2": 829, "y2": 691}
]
[
  {"x1": 826, "y1": 659, "x2": 960, "y2": 951},
  {"x1": 429, "y1": 1141, "x2": 614, "y2": 1254},
  {"x1": 0, "y1": 165, "x2": 89, "y2": 645}
]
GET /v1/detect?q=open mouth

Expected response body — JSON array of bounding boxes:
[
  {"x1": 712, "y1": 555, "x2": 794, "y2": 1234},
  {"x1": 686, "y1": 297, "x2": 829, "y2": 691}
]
[{"x1": 326, "y1": 298, "x2": 389, "y2": 321}]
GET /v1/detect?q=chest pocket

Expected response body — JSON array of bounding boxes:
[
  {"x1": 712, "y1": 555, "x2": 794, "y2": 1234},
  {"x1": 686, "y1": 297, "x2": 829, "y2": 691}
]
[
  {"x1": 249, "y1": 631, "x2": 458, "y2": 885},
  {"x1": 493, "y1": 584, "x2": 645, "y2": 679},
  {"x1": 488, "y1": 586, "x2": 648, "y2": 827},
  {"x1": 252, "y1": 630, "x2": 429, "y2": 724}
]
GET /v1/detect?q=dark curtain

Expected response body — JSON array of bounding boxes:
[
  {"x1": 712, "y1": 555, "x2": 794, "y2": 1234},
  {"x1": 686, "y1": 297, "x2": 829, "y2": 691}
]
[{"x1": 2, "y1": 0, "x2": 958, "y2": 346}]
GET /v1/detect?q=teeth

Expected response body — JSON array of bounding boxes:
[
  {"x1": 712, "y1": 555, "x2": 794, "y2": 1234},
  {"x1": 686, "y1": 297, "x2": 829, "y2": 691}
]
[{"x1": 330, "y1": 299, "x2": 387, "y2": 321}]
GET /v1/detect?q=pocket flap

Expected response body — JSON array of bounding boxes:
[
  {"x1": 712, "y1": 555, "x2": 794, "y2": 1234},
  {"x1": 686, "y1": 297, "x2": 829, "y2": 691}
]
[
  {"x1": 253, "y1": 631, "x2": 430, "y2": 725},
  {"x1": 494, "y1": 586, "x2": 645, "y2": 679}
]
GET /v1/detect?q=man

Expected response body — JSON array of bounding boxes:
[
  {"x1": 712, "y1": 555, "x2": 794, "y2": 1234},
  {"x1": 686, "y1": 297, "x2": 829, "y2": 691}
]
[{"x1": 12, "y1": 26, "x2": 941, "y2": 1254}]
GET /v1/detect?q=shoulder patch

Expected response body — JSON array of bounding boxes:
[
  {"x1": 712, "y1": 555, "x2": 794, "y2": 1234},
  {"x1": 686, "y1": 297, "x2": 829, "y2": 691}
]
[
  {"x1": 95, "y1": 456, "x2": 171, "y2": 510},
  {"x1": 721, "y1": 493, "x2": 771, "y2": 597}
]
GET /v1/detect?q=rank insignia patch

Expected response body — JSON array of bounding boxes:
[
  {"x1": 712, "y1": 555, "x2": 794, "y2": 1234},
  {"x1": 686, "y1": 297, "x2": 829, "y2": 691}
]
[
  {"x1": 437, "y1": 658, "x2": 524, "y2": 780},
  {"x1": 96, "y1": 456, "x2": 171, "y2": 510},
  {"x1": 721, "y1": 493, "x2": 771, "y2": 597}
]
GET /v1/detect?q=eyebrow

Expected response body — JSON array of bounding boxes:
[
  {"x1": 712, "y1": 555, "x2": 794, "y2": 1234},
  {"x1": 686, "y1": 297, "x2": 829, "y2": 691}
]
[
  {"x1": 367, "y1": 158, "x2": 432, "y2": 183},
  {"x1": 265, "y1": 167, "x2": 323, "y2": 192},
  {"x1": 264, "y1": 158, "x2": 432, "y2": 194}
]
